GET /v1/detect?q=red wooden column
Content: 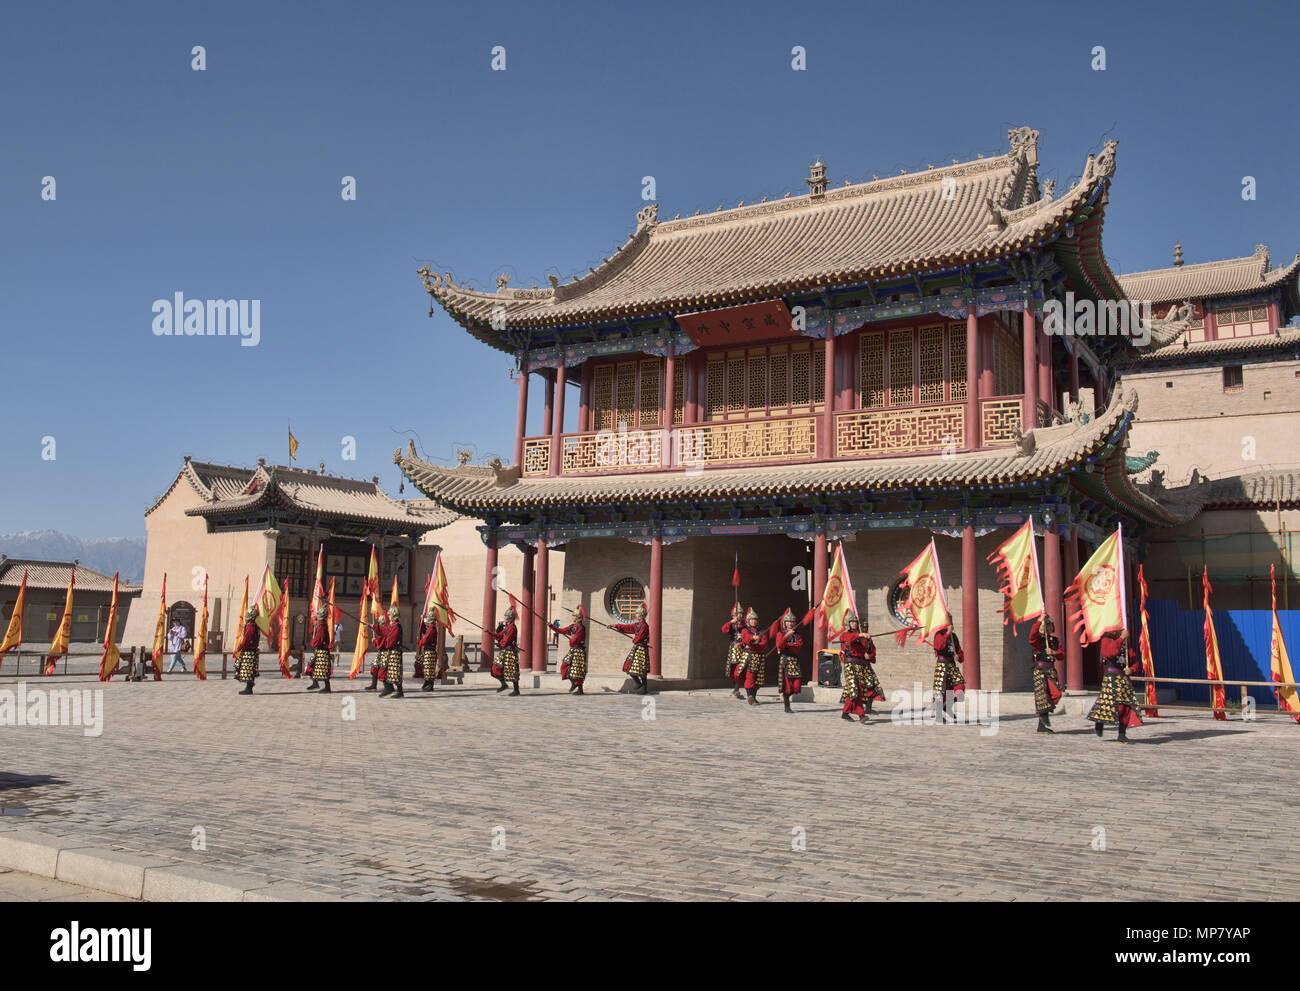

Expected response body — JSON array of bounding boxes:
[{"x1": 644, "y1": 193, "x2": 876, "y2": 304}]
[
  {"x1": 684, "y1": 352, "x2": 699, "y2": 424},
  {"x1": 812, "y1": 529, "x2": 828, "y2": 655},
  {"x1": 1043, "y1": 524, "x2": 1065, "y2": 683},
  {"x1": 661, "y1": 346, "x2": 675, "y2": 467},
  {"x1": 1269, "y1": 300, "x2": 1280, "y2": 333},
  {"x1": 519, "y1": 544, "x2": 534, "y2": 672},
  {"x1": 965, "y1": 303, "x2": 979, "y2": 449},
  {"x1": 961, "y1": 524, "x2": 981, "y2": 690},
  {"x1": 1068, "y1": 346, "x2": 1081, "y2": 405},
  {"x1": 1021, "y1": 306, "x2": 1038, "y2": 430},
  {"x1": 1037, "y1": 322, "x2": 1053, "y2": 418},
  {"x1": 579, "y1": 362, "x2": 593, "y2": 431},
  {"x1": 542, "y1": 372, "x2": 555, "y2": 439},
  {"x1": 649, "y1": 535, "x2": 663, "y2": 677},
  {"x1": 532, "y1": 538, "x2": 548, "y2": 671},
  {"x1": 549, "y1": 361, "x2": 566, "y2": 477},
  {"x1": 978, "y1": 320, "x2": 994, "y2": 399},
  {"x1": 481, "y1": 530, "x2": 498, "y2": 669},
  {"x1": 513, "y1": 367, "x2": 529, "y2": 467},
  {"x1": 821, "y1": 331, "x2": 836, "y2": 458},
  {"x1": 1064, "y1": 531, "x2": 1083, "y2": 690}
]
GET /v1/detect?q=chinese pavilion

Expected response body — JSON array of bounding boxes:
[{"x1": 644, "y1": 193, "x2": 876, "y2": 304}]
[{"x1": 399, "y1": 128, "x2": 1215, "y2": 693}]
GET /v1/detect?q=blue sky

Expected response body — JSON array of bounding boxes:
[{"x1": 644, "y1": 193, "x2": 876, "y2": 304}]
[{"x1": 1, "y1": 0, "x2": 1296, "y2": 537}]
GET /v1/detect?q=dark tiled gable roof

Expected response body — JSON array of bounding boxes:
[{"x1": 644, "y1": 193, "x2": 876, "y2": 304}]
[
  {"x1": 148, "y1": 458, "x2": 457, "y2": 531},
  {"x1": 0, "y1": 558, "x2": 141, "y2": 594},
  {"x1": 1206, "y1": 469, "x2": 1300, "y2": 508},
  {"x1": 1127, "y1": 326, "x2": 1300, "y2": 367},
  {"x1": 422, "y1": 131, "x2": 1122, "y2": 336},
  {"x1": 396, "y1": 389, "x2": 1181, "y2": 519},
  {"x1": 1117, "y1": 244, "x2": 1300, "y2": 306}
]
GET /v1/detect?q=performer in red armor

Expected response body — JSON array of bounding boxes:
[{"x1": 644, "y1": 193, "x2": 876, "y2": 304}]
[
  {"x1": 775, "y1": 608, "x2": 804, "y2": 714},
  {"x1": 306, "y1": 603, "x2": 332, "y2": 693},
  {"x1": 839, "y1": 612, "x2": 883, "y2": 723},
  {"x1": 234, "y1": 606, "x2": 260, "y2": 696},
  {"x1": 1088, "y1": 628, "x2": 1142, "y2": 743},
  {"x1": 416, "y1": 605, "x2": 441, "y2": 692},
  {"x1": 721, "y1": 602, "x2": 746, "y2": 698},
  {"x1": 365, "y1": 611, "x2": 387, "y2": 692},
  {"x1": 377, "y1": 605, "x2": 404, "y2": 698},
  {"x1": 1029, "y1": 614, "x2": 1064, "y2": 733},
  {"x1": 931, "y1": 625, "x2": 965, "y2": 723},
  {"x1": 551, "y1": 605, "x2": 588, "y2": 695},
  {"x1": 738, "y1": 608, "x2": 768, "y2": 705},
  {"x1": 613, "y1": 603, "x2": 651, "y2": 695},
  {"x1": 491, "y1": 605, "x2": 521, "y2": 695}
]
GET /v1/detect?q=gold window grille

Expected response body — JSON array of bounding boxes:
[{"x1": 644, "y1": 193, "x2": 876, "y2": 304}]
[
  {"x1": 812, "y1": 342, "x2": 825, "y2": 405},
  {"x1": 607, "y1": 577, "x2": 646, "y2": 621},
  {"x1": 593, "y1": 365, "x2": 614, "y2": 430},
  {"x1": 918, "y1": 325, "x2": 945, "y2": 405},
  {"x1": 672, "y1": 367, "x2": 684, "y2": 424},
  {"x1": 726, "y1": 355, "x2": 746, "y2": 415},
  {"x1": 792, "y1": 347, "x2": 811, "y2": 407},
  {"x1": 769, "y1": 347, "x2": 789, "y2": 410},
  {"x1": 638, "y1": 358, "x2": 660, "y2": 427},
  {"x1": 705, "y1": 358, "x2": 724, "y2": 420},
  {"x1": 747, "y1": 351, "x2": 767, "y2": 411},
  {"x1": 615, "y1": 362, "x2": 637, "y2": 426},
  {"x1": 948, "y1": 323, "x2": 967, "y2": 403},
  {"x1": 888, "y1": 329, "x2": 914, "y2": 406},
  {"x1": 860, "y1": 331, "x2": 886, "y2": 409}
]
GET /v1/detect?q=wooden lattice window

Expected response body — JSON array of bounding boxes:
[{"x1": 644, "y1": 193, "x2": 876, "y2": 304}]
[
  {"x1": 672, "y1": 367, "x2": 684, "y2": 424},
  {"x1": 769, "y1": 347, "x2": 789, "y2": 409},
  {"x1": 706, "y1": 358, "x2": 725, "y2": 419},
  {"x1": 918, "y1": 325, "x2": 945, "y2": 405},
  {"x1": 792, "y1": 348, "x2": 811, "y2": 406},
  {"x1": 888, "y1": 329, "x2": 914, "y2": 406},
  {"x1": 607, "y1": 577, "x2": 646, "y2": 621},
  {"x1": 948, "y1": 323, "x2": 967, "y2": 403},
  {"x1": 726, "y1": 355, "x2": 746, "y2": 414},
  {"x1": 594, "y1": 365, "x2": 614, "y2": 430},
  {"x1": 812, "y1": 342, "x2": 825, "y2": 405},
  {"x1": 615, "y1": 363, "x2": 637, "y2": 426},
  {"x1": 860, "y1": 331, "x2": 886, "y2": 409},
  {"x1": 638, "y1": 358, "x2": 660, "y2": 427},
  {"x1": 747, "y1": 352, "x2": 767, "y2": 410}
]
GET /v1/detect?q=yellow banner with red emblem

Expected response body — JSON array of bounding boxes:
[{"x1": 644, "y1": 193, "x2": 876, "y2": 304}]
[
  {"x1": 987, "y1": 519, "x2": 1043, "y2": 632},
  {"x1": 898, "y1": 539, "x2": 951, "y2": 646},
  {"x1": 817, "y1": 543, "x2": 858, "y2": 638},
  {"x1": 1065, "y1": 525, "x2": 1127, "y2": 645}
]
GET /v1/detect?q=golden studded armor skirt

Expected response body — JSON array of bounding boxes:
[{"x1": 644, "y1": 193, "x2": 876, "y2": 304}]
[
  {"x1": 839, "y1": 661, "x2": 866, "y2": 705},
  {"x1": 563, "y1": 645, "x2": 587, "y2": 681},
  {"x1": 311, "y1": 648, "x2": 331, "y2": 679},
  {"x1": 625, "y1": 643, "x2": 650, "y2": 677},
  {"x1": 725, "y1": 641, "x2": 744, "y2": 678},
  {"x1": 1033, "y1": 665, "x2": 1062, "y2": 714},
  {"x1": 780, "y1": 655, "x2": 801, "y2": 680},
  {"x1": 498, "y1": 646, "x2": 520, "y2": 681},
  {"x1": 743, "y1": 652, "x2": 766, "y2": 689},
  {"x1": 235, "y1": 650, "x2": 258, "y2": 682},
  {"x1": 418, "y1": 648, "x2": 439, "y2": 679},
  {"x1": 932, "y1": 655, "x2": 964, "y2": 694},
  {"x1": 858, "y1": 661, "x2": 884, "y2": 700},
  {"x1": 1088, "y1": 672, "x2": 1143, "y2": 725},
  {"x1": 384, "y1": 648, "x2": 402, "y2": 683}
]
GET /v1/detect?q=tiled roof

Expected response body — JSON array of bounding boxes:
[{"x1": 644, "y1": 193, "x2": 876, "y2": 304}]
[
  {"x1": 422, "y1": 130, "x2": 1123, "y2": 337},
  {"x1": 0, "y1": 558, "x2": 142, "y2": 594},
  {"x1": 149, "y1": 458, "x2": 457, "y2": 531},
  {"x1": 1126, "y1": 326, "x2": 1300, "y2": 366},
  {"x1": 396, "y1": 389, "x2": 1152, "y2": 514},
  {"x1": 1205, "y1": 469, "x2": 1300, "y2": 508},
  {"x1": 1117, "y1": 244, "x2": 1300, "y2": 306}
]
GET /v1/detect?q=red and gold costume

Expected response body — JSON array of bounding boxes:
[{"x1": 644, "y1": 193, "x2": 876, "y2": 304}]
[
  {"x1": 931, "y1": 627, "x2": 965, "y2": 695},
  {"x1": 775, "y1": 609, "x2": 803, "y2": 713},
  {"x1": 1028, "y1": 622, "x2": 1063, "y2": 731},
  {"x1": 1088, "y1": 633, "x2": 1142, "y2": 739},
  {"x1": 491, "y1": 609, "x2": 521, "y2": 693},
  {"x1": 417, "y1": 617, "x2": 439, "y2": 691},
  {"x1": 721, "y1": 605, "x2": 746, "y2": 692},
  {"x1": 552, "y1": 611, "x2": 588, "y2": 692},
  {"x1": 613, "y1": 608, "x2": 651, "y2": 694},
  {"x1": 839, "y1": 628, "x2": 883, "y2": 719},
  {"x1": 366, "y1": 616, "x2": 388, "y2": 691},
  {"x1": 234, "y1": 615, "x2": 259, "y2": 693},
  {"x1": 738, "y1": 621, "x2": 768, "y2": 704},
  {"x1": 375, "y1": 613, "x2": 404, "y2": 697},
  {"x1": 308, "y1": 614, "x2": 332, "y2": 691}
]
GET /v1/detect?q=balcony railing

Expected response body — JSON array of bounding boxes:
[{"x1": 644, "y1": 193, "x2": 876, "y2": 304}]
[
  {"x1": 677, "y1": 415, "x2": 816, "y2": 468},
  {"x1": 979, "y1": 397, "x2": 1023, "y2": 448},
  {"x1": 834, "y1": 403, "x2": 964, "y2": 458}
]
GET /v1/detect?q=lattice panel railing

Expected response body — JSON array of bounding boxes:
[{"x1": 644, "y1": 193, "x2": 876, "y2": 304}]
[
  {"x1": 860, "y1": 331, "x2": 885, "y2": 408},
  {"x1": 948, "y1": 323, "x2": 967, "y2": 402},
  {"x1": 522, "y1": 437, "x2": 551, "y2": 476},
  {"x1": 918, "y1": 325, "x2": 945, "y2": 405},
  {"x1": 677, "y1": 416, "x2": 817, "y2": 467},
  {"x1": 835, "y1": 404, "x2": 964, "y2": 457},
  {"x1": 561, "y1": 430, "x2": 663, "y2": 474},
  {"x1": 980, "y1": 399, "x2": 1022, "y2": 447}
]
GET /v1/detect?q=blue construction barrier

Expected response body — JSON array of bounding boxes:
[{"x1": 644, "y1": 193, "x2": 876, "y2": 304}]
[{"x1": 1146, "y1": 599, "x2": 1300, "y2": 709}]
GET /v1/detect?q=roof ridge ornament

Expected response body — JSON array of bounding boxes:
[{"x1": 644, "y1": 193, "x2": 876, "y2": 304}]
[
  {"x1": 806, "y1": 159, "x2": 828, "y2": 198},
  {"x1": 1081, "y1": 139, "x2": 1119, "y2": 185},
  {"x1": 636, "y1": 203, "x2": 659, "y2": 231}
]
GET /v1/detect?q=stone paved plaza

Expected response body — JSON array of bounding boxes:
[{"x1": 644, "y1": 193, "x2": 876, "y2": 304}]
[{"x1": 1, "y1": 675, "x2": 1297, "y2": 901}]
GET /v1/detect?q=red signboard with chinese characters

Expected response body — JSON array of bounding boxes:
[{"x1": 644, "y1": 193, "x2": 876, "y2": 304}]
[{"x1": 675, "y1": 300, "x2": 795, "y2": 347}]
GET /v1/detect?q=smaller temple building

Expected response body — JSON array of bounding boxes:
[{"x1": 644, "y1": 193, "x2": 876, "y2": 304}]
[{"x1": 1, "y1": 558, "x2": 142, "y2": 646}]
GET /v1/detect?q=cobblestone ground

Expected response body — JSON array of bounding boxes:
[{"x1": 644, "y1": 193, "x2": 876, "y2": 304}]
[{"x1": 1, "y1": 676, "x2": 1297, "y2": 901}]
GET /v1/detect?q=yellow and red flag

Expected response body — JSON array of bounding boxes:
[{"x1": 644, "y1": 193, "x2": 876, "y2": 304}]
[
  {"x1": 816, "y1": 543, "x2": 858, "y2": 639},
  {"x1": 254, "y1": 565, "x2": 281, "y2": 638},
  {"x1": 987, "y1": 518, "x2": 1044, "y2": 633},
  {"x1": 1137, "y1": 564, "x2": 1159, "y2": 717},
  {"x1": 327, "y1": 577, "x2": 338, "y2": 649},
  {"x1": 1203, "y1": 566, "x2": 1227, "y2": 721},
  {"x1": 193, "y1": 573, "x2": 209, "y2": 681},
  {"x1": 277, "y1": 577, "x2": 293, "y2": 678},
  {"x1": 426, "y1": 552, "x2": 455, "y2": 632},
  {"x1": 896, "y1": 539, "x2": 951, "y2": 646},
  {"x1": 231, "y1": 575, "x2": 249, "y2": 652},
  {"x1": 45, "y1": 569, "x2": 76, "y2": 674},
  {"x1": 0, "y1": 569, "x2": 26, "y2": 659},
  {"x1": 1270, "y1": 564, "x2": 1298, "y2": 722},
  {"x1": 98, "y1": 573, "x2": 121, "y2": 682},
  {"x1": 366, "y1": 546, "x2": 381, "y2": 623},
  {"x1": 1065, "y1": 525, "x2": 1127, "y2": 645},
  {"x1": 150, "y1": 573, "x2": 167, "y2": 680},
  {"x1": 350, "y1": 557, "x2": 376, "y2": 678},
  {"x1": 308, "y1": 545, "x2": 325, "y2": 621}
]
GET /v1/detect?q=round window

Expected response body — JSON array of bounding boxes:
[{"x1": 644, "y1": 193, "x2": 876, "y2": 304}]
[
  {"x1": 606, "y1": 577, "x2": 646, "y2": 621},
  {"x1": 886, "y1": 577, "x2": 912, "y2": 628}
]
